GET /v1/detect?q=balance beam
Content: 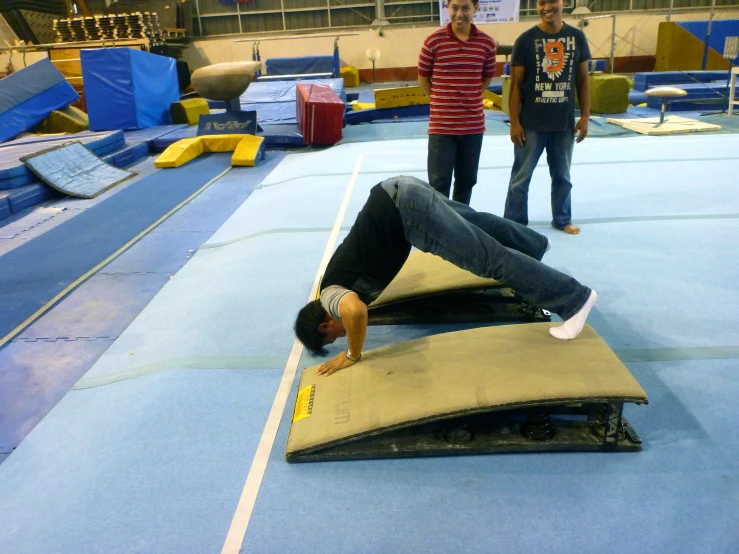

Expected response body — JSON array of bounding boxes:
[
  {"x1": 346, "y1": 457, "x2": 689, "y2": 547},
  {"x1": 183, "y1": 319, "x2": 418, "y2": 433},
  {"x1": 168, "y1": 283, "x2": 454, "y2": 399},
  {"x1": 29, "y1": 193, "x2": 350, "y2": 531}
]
[{"x1": 286, "y1": 323, "x2": 648, "y2": 462}]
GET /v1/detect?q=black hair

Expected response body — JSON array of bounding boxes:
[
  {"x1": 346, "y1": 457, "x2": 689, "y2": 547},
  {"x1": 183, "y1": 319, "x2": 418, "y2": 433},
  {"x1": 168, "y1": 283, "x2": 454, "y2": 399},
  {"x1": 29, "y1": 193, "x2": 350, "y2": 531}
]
[{"x1": 294, "y1": 300, "x2": 329, "y2": 356}]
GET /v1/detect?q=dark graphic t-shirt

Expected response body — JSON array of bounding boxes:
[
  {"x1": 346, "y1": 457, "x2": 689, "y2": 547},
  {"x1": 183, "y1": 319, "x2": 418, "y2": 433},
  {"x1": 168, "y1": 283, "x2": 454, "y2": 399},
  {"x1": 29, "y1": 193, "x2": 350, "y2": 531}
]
[{"x1": 511, "y1": 24, "x2": 591, "y2": 132}]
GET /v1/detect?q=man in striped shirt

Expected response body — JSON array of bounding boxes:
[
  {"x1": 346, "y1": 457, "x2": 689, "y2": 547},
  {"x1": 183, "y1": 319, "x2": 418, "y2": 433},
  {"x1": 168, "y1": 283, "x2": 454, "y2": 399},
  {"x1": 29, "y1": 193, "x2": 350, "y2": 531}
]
[{"x1": 418, "y1": 0, "x2": 497, "y2": 205}]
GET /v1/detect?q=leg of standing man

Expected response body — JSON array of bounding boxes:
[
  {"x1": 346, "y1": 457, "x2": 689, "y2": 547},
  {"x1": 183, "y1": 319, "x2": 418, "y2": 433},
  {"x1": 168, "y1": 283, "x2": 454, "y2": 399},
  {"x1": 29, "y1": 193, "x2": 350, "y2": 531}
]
[
  {"x1": 451, "y1": 132, "x2": 484, "y2": 205},
  {"x1": 428, "y1": 134, "x2": 457, "y2": 199},
  {"x1": 547, "y1": 131, "x2": 579, "y2": 234},
  {"x1": 504, "y1": 129, "x2": 546, "y2": 226}
]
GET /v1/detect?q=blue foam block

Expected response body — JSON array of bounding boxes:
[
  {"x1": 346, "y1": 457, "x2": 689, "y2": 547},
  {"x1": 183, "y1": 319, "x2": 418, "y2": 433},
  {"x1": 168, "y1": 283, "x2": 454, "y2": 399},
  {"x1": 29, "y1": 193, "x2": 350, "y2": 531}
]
[
  {"x1": 632, "y1": 71, "x2": 730, "y2": 91},
  {"x1": 345, "y1": 104, "x2": 430, "y2": 125},
  {"x1": 103, "y1": 142, "x2": 151, "y2": 168},
  {"x1": 260, "y1": 125, "x2": 304, "y2": 147},
  {"x1": 0, "y1": 196, "x2": 9, "y2": 221},
  {"x1": 82, "y1": 49, "x2": 180, "y2": 131},
  {"x1": 0, "y1": 183, "x2": 54, "y2": 214},
  {"x1": 647, "y1": 98, "x2": 728, "y2": 111},
  {"x1": 265, "y1": 56, "x2": 334, "y2": 77},
  {"x1": 629, "y1": 90, "x2": 648, "y2": 105},
  {"x1": 242, "y1": 78, "x2": 345, "y2": 104},
  {"x1": 150, "y1": 126, "x2": 197, "y2": 153},
  {"x1": 0, "y1": 59, "x2": 79, "y2": 143},
  {"x1": 124, "y1": 124, "x2": 187, "y2": 144}
]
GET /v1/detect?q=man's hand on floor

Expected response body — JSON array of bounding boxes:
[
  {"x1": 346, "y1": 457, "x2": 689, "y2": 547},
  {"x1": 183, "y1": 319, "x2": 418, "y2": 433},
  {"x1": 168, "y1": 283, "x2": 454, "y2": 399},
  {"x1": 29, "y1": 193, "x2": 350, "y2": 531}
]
[{"x1": 316, "y1": 351, "x2": 357, "y2": 376}]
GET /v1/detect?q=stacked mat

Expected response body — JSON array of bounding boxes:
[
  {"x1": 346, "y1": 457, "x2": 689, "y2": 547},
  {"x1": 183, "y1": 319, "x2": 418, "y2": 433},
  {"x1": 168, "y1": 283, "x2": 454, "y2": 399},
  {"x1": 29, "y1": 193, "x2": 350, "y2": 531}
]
[{"x1": 54, "y1": 12, "x2": 164, "y2": 42}]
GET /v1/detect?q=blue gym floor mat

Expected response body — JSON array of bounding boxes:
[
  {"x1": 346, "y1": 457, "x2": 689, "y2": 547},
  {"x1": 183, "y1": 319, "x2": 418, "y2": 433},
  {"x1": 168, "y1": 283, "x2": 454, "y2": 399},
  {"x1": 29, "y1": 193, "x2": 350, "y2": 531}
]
[
  {"x1": 123, "y1": 124, "x2": 187, "y2": 144},
  {"x1": 102, "y1": 142, "x2": 151, "y2": 168},
  {"x1": 0, "y1": 154, "x2": 283, "y2": 461},
  {"x1": 22, "y1": 142, "x2": 136, "y2": 199},
  {"x1": 0, "y1": 153, "x2": 233, "y2": 343}
]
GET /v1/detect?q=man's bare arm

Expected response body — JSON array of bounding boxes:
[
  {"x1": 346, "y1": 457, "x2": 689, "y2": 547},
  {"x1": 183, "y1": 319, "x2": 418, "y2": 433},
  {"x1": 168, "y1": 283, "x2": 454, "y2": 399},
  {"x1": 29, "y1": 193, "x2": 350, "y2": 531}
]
[
  {"x1": 316, "y1": 293, "x2": 368, "y2": 376},
  {"x1": 418, "y1": 75, "x2": 432, "y2": 98}
]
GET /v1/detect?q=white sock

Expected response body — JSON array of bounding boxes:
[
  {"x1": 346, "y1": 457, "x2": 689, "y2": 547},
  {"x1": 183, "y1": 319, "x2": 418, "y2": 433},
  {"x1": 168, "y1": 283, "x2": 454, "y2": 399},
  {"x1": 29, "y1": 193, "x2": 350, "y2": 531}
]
[
  {"x1": 545, "y1": 238, "x2": 552, "y2": 253},
  {"x1": 549, "y1": 290, "x2": 598, "y2": 340}
]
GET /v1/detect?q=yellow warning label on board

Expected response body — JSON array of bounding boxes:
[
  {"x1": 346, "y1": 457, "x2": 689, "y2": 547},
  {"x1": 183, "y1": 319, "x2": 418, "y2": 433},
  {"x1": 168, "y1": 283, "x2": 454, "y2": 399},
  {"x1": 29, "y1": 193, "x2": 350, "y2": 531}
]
[{"x1": 292, "y1": 384, "x2": 315, "y2": 423}]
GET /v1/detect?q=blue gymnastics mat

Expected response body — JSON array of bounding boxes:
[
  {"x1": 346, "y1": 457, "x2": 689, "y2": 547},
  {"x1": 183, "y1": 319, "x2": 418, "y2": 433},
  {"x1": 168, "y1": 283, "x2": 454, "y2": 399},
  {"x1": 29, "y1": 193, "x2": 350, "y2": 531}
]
[
  {"x1": 208, "y1": 78, "x2": 346, "y2": 125},
  {"x1": 0, "y1": 183, "x2": 55, "y2": 217},
  {"x1": 0, "y1": 153, "x2": 233, "y2": 342}
]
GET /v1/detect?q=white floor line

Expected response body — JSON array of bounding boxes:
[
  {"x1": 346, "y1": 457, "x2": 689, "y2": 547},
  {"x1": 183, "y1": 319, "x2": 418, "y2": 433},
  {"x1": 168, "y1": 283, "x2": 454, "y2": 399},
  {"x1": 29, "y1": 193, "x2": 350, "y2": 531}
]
[{"x1": 220, "y1": 153, "x2": 365, "y2": 554}]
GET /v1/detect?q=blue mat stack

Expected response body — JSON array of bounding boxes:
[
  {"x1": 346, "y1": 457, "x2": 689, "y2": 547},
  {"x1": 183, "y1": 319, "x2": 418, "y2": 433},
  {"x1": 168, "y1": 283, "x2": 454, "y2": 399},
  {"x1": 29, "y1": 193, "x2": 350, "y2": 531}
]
[{"x1": 633, "y1": 70, "x2": 733, "y2": 112}]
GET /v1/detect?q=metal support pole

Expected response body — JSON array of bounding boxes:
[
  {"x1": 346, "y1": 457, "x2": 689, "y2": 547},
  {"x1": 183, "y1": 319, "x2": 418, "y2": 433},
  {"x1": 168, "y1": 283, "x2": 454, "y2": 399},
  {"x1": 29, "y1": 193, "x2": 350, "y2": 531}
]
[
  {"x1": 667, "y1": 0, "x2": 674, "y2": 22},
  {"x1": 701, "y1": 0, "x2": 717, "y2": 71},
  {"x1": 195, "y1": 0, "x2": 202, "y2": 37},
  {"x1": 373, "y1": 0, "x2": 389, "y2": 26},
  {"x1": 610, "y1": 15, "x2": 616, "y2": 74},
  {"x1": 280, "y1": 0, "x2": 286, "y2": 31},
  {"x1": 333, "y1": 37, "x2": 340, "y2": 78},
  {"x1": 376, "y1": 0, "x2": 386, "y2": 20},
  {"x1": 327, "y1": 0, "x2": 332, "y2": 28},
  {"x1": 237, "y1": 1, "x2": 243, "y2": 34}
]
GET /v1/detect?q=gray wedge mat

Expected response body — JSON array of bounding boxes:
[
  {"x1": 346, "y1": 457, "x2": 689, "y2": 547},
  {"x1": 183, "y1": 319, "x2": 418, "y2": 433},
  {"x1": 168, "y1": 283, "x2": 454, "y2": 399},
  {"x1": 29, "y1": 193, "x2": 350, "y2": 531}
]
[
  {"x1": 21, "y1": 140, "x2": 136, "y2": 199},
  {"x1": 286, "y1": 323, "x2": 648, "y2": 458}
]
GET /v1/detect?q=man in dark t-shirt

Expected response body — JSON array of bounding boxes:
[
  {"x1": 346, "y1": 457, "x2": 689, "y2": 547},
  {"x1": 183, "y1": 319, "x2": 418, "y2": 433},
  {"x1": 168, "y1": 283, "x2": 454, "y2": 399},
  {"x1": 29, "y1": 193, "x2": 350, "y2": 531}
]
[
  {"x1": 294, "y1": 176, "x2": 598, "y2": 377},
  {"x1": 504, "y1": 0, "x2": 591, "y2": 235}
]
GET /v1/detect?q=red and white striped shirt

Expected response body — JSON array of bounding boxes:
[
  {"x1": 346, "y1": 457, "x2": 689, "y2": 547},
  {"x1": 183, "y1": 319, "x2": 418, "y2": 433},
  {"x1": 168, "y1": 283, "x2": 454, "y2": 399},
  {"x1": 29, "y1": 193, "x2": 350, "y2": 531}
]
[{"x1": 418, "y1": 24, "x2": 497, "y2": 135}]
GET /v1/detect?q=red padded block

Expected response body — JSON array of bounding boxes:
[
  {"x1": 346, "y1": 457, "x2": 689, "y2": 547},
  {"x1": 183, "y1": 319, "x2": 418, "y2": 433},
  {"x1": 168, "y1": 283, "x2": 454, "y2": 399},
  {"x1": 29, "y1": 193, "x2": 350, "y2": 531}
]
[{"x1": 296, "y1": 84, "x2": 344, "y2": 146}]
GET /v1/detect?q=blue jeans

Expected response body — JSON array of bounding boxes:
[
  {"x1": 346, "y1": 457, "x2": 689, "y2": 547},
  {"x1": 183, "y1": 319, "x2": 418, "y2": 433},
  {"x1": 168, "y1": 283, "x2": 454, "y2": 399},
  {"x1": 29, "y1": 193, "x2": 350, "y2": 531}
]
[
  {"x1": 504, "y1": 130, "x2": 575, "y2": 229},
  {"x1": 383, "y1": 176, "x2": 590, "y2": 320},
  {"x1": 427, "y1": 133, "x2": 484, "y2": 206}
]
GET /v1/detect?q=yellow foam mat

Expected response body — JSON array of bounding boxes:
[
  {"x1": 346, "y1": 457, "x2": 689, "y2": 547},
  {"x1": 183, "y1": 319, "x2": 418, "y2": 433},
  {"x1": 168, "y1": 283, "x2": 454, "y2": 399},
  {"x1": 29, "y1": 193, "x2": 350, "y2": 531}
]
[
  {"x1": 35, "y1": 106, "x2": 89, "y2": 134},
  {"x1": 374, "y1": 85, "x2": 430, "y2": 110},
  {"x1": 340, "y1": 65, "x2": 360, "y2": 88},
  {"x1": 232, "y1": 134, "x2": 265, "y2": 167},
  {"x1": 606, "y1": 115, "x2": 721, "y2": 136},
  {"x1": 286, "y1": 323, "x2": 648, "y2": 456},
  {"x1": 483, "y1": 89, "x2": 502, "y2": 110},
  {"x1": 170, "y1": 98, "x2": 210, "y2": 126},
  {"x1": 155, "y1": 134, "x2": 264, "y2": 168}
]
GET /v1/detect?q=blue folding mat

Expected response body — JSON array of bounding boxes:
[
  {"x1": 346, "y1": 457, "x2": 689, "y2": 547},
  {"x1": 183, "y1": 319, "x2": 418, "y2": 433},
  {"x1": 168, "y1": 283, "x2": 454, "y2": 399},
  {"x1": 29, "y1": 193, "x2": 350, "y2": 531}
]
[
  {"x1": 81, "y1": 48, "x2": 180, "y2": 131},
  {"x1": 0, "y1": 131, "x2": 126, "y2": 190},
  {"x1": 0, "y1": 58, "x2": 79, "y2": 143},
  {"x1": 0, "y1": 153, "x2": 233, "y2": 342},
  {"x1": 21, "y1": 141, "x2": 136, "y2": 199}
]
